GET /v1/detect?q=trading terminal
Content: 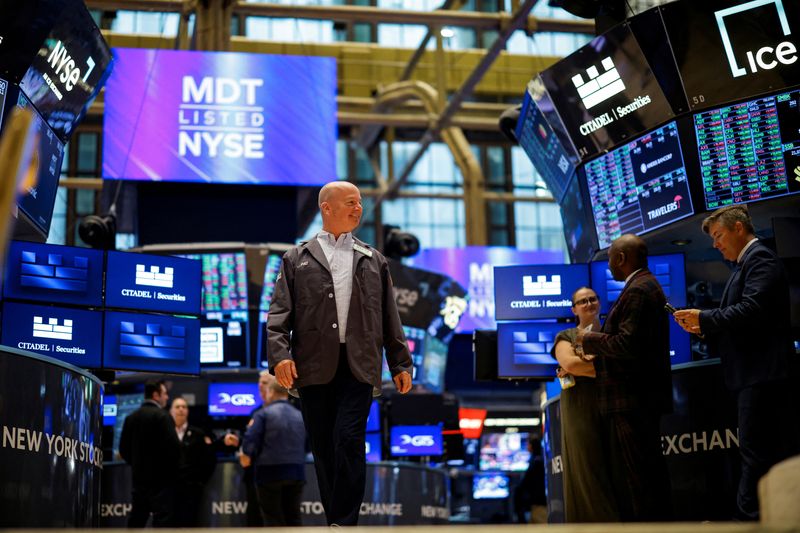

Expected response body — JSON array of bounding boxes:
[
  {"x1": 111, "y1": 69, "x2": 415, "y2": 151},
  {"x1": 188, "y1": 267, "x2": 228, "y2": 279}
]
[{"x1": 0, "y1": 0, "x2": 798, "y2": 529}]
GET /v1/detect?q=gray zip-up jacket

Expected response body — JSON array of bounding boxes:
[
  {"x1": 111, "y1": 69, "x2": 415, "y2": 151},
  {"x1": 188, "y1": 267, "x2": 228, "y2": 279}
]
[{"x1": 267, "y1": 236, "x2": 412, "y2": 391}]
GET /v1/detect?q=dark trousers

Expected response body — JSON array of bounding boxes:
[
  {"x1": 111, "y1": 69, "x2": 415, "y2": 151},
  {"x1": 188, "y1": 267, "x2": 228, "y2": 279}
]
[
  {"x1": 243, "y1": 467, "x2": 264, "y2": 526},
  {"x1": 128, "y1": 485, "x2": 175, "y2": 528},
  {"x1": 606, "y1": 410, "x2": 672, "y2": 522},
  {"x1": 735, "y1": 382, "x2": 800, "y2": 521},
  {"x1": 299, "y1": 347, "x2": 373, "y2": 526},
  {"x1": 256, "y1": 480, "x2": 305, "y2": 526},
  {"x1": 173, "y1": 481, "x2": 203, "y2": 527}
]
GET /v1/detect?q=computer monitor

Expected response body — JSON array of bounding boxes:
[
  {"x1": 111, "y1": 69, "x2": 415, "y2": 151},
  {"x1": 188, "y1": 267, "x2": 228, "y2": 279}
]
[
  {"x1": 693, "y1": 87, "x2": 800, "y2": 210},
  {"x1": 365, "y1": 432, "x2": 382, "y2": 462},
  {"x1": 583, "y1": 120, "x2": 694, "y2": 250},
  {"x1": 421, "y1": 335, "x2": 448, "y2": 393},
  {"x1": 389, "y1": 424, "x2": 443, "y2": 457},
  {"x1": 1, "y1": 301, "x2": 103, "y2": 368},
  {"x1": 494, "y1": 264, "x2": 590, "y2": 321},
  {"x1": 111, "y1": 392, "x2": 143, "y2": 457},
  {"x1": 472, "y1": 472, "x2": 510, "y2": 500},
  {"x1": 208, "y1": 382, "x2": 260, "y2": 417},
  {"x1": 256, "y1": 252, "x2": 285, "y2": 368},
  {"x1": 105, "y1": 251, "x2": 202, "y2": 315},
  {"x1": 2, "y1": 240, "x2": 104, "y2": 307},
  {"x1": 496, "y1": 321, "x2": 562, "y2": 379},
  {"x1": 102, "y1": 310, "x2": 201, "y2": 375},
  {"x1": 103, "y1": 394, "x2": 117, "y2": 427},
  {"x1": 478, "y1": 432, "x2": 531, "y2": 472}
]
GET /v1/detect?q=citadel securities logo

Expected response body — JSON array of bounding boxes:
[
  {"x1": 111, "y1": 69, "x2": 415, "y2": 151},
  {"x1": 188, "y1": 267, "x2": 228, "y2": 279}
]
[
  {"x1": 32, "y1": 316, "x2": 73, "y2": 341},
  {"x1": 572, "y1": 57, "x2": 626, "y2": 109},
  {"x1": 178, "y1": 76, "x2": 265, "y2": 159},
  {"x1": 523, "y1": 275, "x2": 561, "y2": 297},
  {"x1": 647, "y1": 195, "x2": 683, "y2": 221},
  {"x1": 716, "y1": 0, "x2": 798, "y2": 78},
  {"x1": 135, "y1": 264, "x2": 174, "y2": 288}
]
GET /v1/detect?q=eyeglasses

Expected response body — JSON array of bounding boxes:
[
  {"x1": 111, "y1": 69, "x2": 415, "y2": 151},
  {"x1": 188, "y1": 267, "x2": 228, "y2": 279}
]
[{"x1": 573, "y1": 296, "x2": 598, "y2": 307}]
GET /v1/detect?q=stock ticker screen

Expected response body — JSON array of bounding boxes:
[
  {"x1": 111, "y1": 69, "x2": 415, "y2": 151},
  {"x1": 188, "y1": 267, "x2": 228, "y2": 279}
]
[
  {"x1": 695, "y1": 89, "x2": 800, "y2": 210},
  {"x1": 584, "y1": 121, "x2": 694, "y2": 250},
  {"x1": 256, "y1": 252, "x2": 284, "y2": 368}
]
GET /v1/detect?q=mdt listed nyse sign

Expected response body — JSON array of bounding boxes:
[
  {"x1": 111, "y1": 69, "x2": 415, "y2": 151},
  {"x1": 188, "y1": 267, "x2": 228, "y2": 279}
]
[{"x1": 102, "y1": 48, "x2": 336, "y2": 185}]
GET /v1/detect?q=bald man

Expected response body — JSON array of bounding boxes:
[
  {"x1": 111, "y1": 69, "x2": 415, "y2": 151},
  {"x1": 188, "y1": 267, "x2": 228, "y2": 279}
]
[
  {"x1": 574, "y1": 234, "x2": 672, "y2": 522},
  {"x1": 268, "y1": 180, "x2": 412, "y2": 526}
]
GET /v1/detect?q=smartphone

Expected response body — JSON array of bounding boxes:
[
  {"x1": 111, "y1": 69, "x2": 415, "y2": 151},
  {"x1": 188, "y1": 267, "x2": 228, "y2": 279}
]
[{"x1": 664, "y1": 302, "x2": 677, "y2": 315}]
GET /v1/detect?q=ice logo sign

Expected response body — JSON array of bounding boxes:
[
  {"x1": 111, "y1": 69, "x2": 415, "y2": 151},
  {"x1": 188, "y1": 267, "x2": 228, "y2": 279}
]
[
  {"x1": 716, "y1": 0, "x2": 797, "y2": 78},
  {"x1": 523, "y1": 275, "x2": 561, "y2": 297},
  {"x1": 135, "y1": 264, "x2": 174, "y2": 288},
  {"x1": 33, "y1": 316, "x2": 73, "y2": 341},
  {"x1": 217, "y1": 393, "x2": 256, "y2": 406},
  {"x1": 572, "y1": 57, "x2": 625, "y2": 109}
]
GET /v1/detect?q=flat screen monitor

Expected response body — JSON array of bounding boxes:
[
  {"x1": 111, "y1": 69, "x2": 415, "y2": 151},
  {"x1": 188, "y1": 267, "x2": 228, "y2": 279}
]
[
  {"x1": 590, "y1": 252, "x2": 690, "y2": 365},
  {"x1": 494, "y1": 264, "x2": 590, "y2": 321},
  {"x1": 478, "y1": 432, "x2": 531, "y2": 472},
  {"x1": 200, "y1": 311, "x2": 249, "y2": 368},
  {"x1": 103, "y1": 394, "x2": 117, "y2": 427},
  {"x1": 560, "y1": 172, "x2": 598, "y2": 264},
  {"x1": 421, "y1": 335, "x2": 448, "y2": 393},
  {"x1": 18, "y1": 1, "x2": 112, "y2": 141},
  {"x1": 256, "y1": 252, "x2": 285, "y2": 368},
  {"x1": 390, "y1": 424, "x2": 443, "y2": 457},
  {"x1": 472, "y1": 472, "x2": 510, "y2": 500},
  {"x1": 540, "y1": 22, "x2": 674, "y2": 160},
  {"x1": 102, "y1": 48, "x2": 336, "y2": 185},
  {"x1": 105, "y1": 251, "x2": 202, "y2": 315},
  {"x1": 694, "y1": 88, "x2": 800, "y2": 210},
  {"x1": 103, "y1": 310, "x2": 201, "y2": 375},
  {"x1": 496, "y1": 321, "x2": 561, "y2": 379},
  {"x1": 1, "y1": 301, "x2": 103, "y2": 368},
  {"x1": 208, "y1": 382, "x2": 260, "y2": 417},
  {"x1": 515, "y1": 86, "x2": 576, "y2": 202},
  {"x1": 2, "y1": 88, "x2": 65, "y2": 237},
  {"x1": 365, "y1": 432, "x2": 381, "y2": 462},
  {"x1": 111, "y1": 392, "x2": 143, "y2": 457},
  {"x1": 0, "y1": 78, "x2": 8, "y2": 125},
  {"x1": 3, "y1": 240, "x2": 104, "y2": 306},
  {"x1": 366, "y1": 400, "x2": 380, "y2": 433},
  {"x1": 584, "y1": 120, "x2": 694, "y2": 250},
  {"x1": 659, "y1": 0, "x2": 800, "y2": 112}
]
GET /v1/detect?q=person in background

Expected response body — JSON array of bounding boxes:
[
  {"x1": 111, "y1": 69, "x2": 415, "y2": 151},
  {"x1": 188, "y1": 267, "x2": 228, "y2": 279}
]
[
  {"x1": 243, "y1": 379, "x2": 307, "y2": 526},
  {"x1": 268, "y1": 181, "x2": 413, "y2": 526},
  {"x1": 551, "y1": 286, "x2": 619, "y2": 522},
  {"x1": 119, "y1": 380, "x2": 180, "y2": 528},
  {"x1": 574, "y1": 234, "x2": 673, "y2": 522},
  {"x1": 513, "y1": 435, "x2": 547, "y2": 524},
  {"x1": 674, "y1": 204, "x2": 800, "y2": 521},
  {"x1": 169, "y1": 397, "x2": 216, "y2": 527},
  {"x1": 239, "y1": 370, "x2": 273, "y2": 527}
]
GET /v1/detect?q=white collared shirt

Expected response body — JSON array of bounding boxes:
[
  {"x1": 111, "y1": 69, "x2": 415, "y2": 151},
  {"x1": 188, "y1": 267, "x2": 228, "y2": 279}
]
[
  {"x1": 625, "y1": 268, "x2": 644, "y2": 285},
  {"x1": 737, "y1": 237, "x2": 758, "y2": 264},
  {"x1": 317, "y1": 230, "x2": 354, "y2": 342},
  {"x1": 175, "y1": 422, "x2": 188, "y2": 442}
]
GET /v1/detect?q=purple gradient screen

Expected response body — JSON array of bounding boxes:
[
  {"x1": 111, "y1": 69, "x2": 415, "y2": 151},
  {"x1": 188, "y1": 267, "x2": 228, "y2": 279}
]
[
  {"x1": 405, "y1": 247, "x2": 565, "y2": 332},
  {"x1": 102, "y1": 48, "x2": 337, "y2": 185}
]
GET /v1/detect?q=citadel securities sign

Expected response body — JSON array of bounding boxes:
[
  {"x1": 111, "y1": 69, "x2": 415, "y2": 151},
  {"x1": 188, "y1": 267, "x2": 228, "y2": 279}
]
[{"x1": 102, "y1": 48, "x2": 337, "y2": 185}]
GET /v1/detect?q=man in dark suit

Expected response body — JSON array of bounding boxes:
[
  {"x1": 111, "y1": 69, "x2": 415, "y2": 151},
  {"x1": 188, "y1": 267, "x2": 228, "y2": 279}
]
[
  {"x1": 169, "y1": 397, "x2": 216, "y2": 527},
  {"x1": 574, "y1": 233, "x2": 672, "y2": 521},
  {"x1": 119, "y1": 380, "x2": 180, "y2": 528},
  {"x1": 268, "y1": 180, "x2": 413, "y2": 526},
  {"x1": 675, "y1": 205, "x2": 799, "y2": 521}
]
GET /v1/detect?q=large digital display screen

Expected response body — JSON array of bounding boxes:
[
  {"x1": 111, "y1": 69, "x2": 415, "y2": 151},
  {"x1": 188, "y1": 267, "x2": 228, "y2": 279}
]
[
  {"x1": 102, "y1": 48, "x2": 336, "y2": 185},
  {"x1": 181, "y1": 252, "x2": 248, "y2": 313},
  {"x1": 389, "y1": 425, "x2": 443, "y2": 457},
  {"x1": 3, "y1": 240, "x2": 104, "y2": 306},
  {"x1": 208, "y1": 382, "x2": 260, "y2": 417},
  {"x1": 406, "y1": 247, "x2": 564, "y2": 332},
  {"x1": 695, "y1": 88, "x2": 800, "y2": 209},
  {"x1": 473, "y1": 472, "x2": 510, "y2": 499},
  {"x1": 540, "y1": 22, "x2": 674, "y2": 160},
  {"x1": 255, "y1": 253, "x2": 283, "y2": 368},
  {"x1": 365, "y1": 432, "x2": 381, "y2": 462},
  {"x1": 496, "y1": 321, "x2": 561, "y2": 379},
  {"x1": 590, "y1": 252, "x2": 690, "y2": 365},
  {"x1": 494, "y1": 264, "x2": 590, "y2": 321},
  {"x1": 105, "y1": 251, "x2": 202, "y2": 315},
  {"x1": 18, "y1": 1, "x2": 112, "y2": 141},
  {"x1": 3, "y1": 88, "x2": 65, "y2": 236},
  {"x1": 200, "y1": 311, "x2": 249, "y2": 368},
  {"x1": 103, "y1": 310, "x2": 201, "y2": 375},
  {"x1": 560, "y1": 173, "x2": 599, "y2": 264},
  {"x1": 1, "y1": 301, "x2": 103, "y2": 368},
  {"x1": 479, "y1": 432, "x2": 531, "y2": 472},
  {"x1": 584, "y1": 121, "x2": 694, "y2": 250},
  {"x1": 515, "y1": 86, "x2": 576, "y2": 202},
  {"x1": 660, "y1": 0, "x2": 800, "y2": 111}
]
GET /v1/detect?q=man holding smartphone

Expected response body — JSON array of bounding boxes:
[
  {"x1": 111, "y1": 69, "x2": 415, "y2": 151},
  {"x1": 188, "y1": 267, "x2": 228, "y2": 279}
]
[{"x1": 674, "y1": 204, "x2": 799, "y2": 521}]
